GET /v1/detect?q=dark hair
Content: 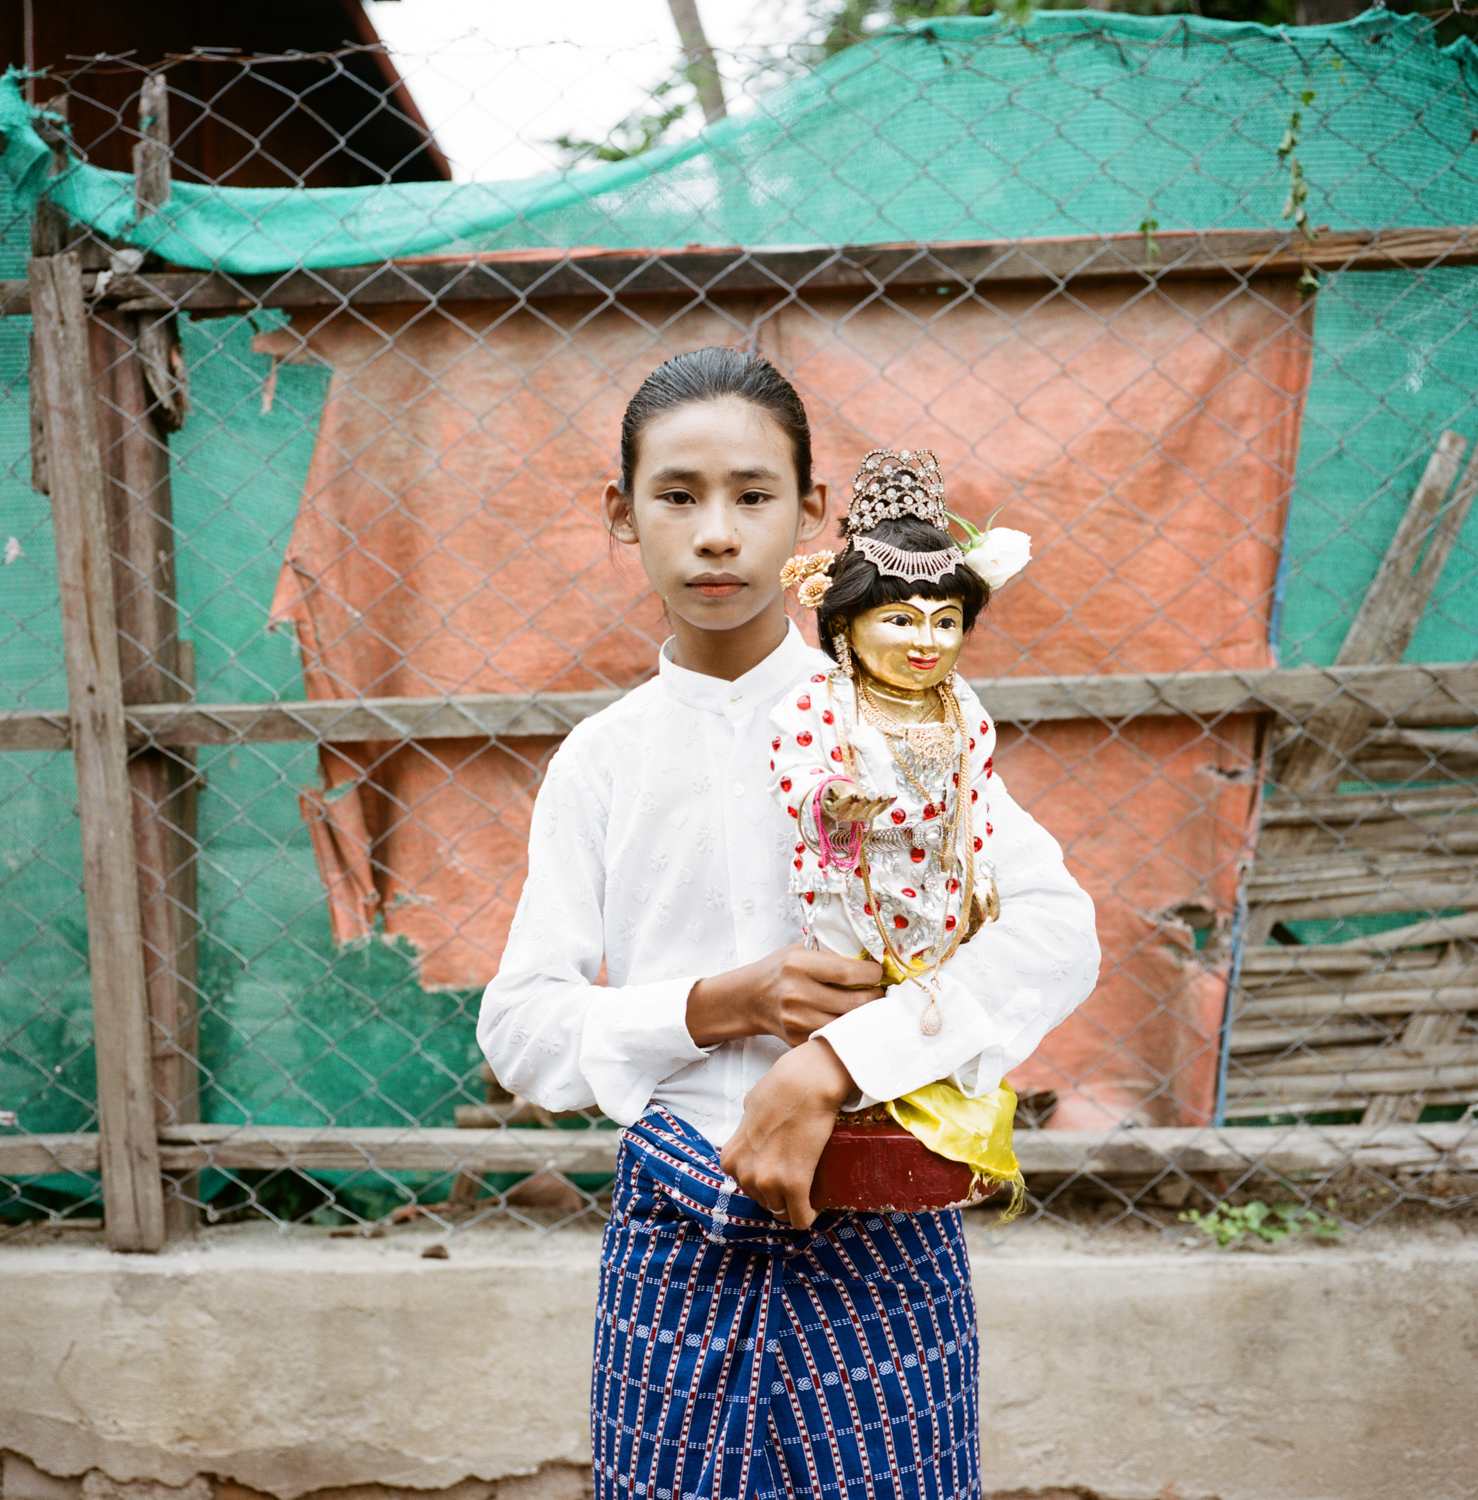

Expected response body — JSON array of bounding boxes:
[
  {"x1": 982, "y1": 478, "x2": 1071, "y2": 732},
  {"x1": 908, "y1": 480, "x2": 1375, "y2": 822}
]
[
  {"x1": 816, "y1": 517, "x2": 989, "y2": 661},
  {"x1": 619, "y1": 347, "x2": 813, "y2": 496}
]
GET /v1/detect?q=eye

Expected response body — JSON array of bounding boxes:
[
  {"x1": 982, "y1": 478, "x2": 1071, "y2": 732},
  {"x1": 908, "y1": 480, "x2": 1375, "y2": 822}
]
[
  {"x1": 661, "y1": 489, "x2": 696, "y2": 505},
  {"x1": 938, "y1": 616, "x2": 960, "y2": 631},
  {"x1": 883, "y1": 614, "x2": 913, "y2": 627},
  {"x1": 737, "y1": 490, "x2": 770, "y2": 506}
]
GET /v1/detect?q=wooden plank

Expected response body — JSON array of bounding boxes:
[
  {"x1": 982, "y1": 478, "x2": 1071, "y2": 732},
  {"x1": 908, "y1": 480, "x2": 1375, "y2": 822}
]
[
  {"x1": 2, "y1": 225, "x2": 1477, "y2": 319},
  {"x1": 5, "y1": 659, "x2": 1478, "y2": 754},
  {"x1": 0, "y1": 1133, "x2": 103, "y2": 1176},
  {"x1": 88, "y1": 75, "x2": 199, "y2": 1240},
  {"x1": 1238, "y1": 913, "x2": 1478, "y2": 975},
  {"x1": 149, "y1": 1120, "x2": 1478, "y2": 1180},
  {"x1": 29, "y1": 251, "x2": 165, "y2": 1253},
  {"x1": 1234, "y1": 987, "x2": 1478, "y2": 1029}
]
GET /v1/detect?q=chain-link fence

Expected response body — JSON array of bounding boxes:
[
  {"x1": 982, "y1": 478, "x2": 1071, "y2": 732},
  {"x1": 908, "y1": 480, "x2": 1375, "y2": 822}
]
[{"x1": 3, "y1": 10, "x2": 1477, "y2": 1249}]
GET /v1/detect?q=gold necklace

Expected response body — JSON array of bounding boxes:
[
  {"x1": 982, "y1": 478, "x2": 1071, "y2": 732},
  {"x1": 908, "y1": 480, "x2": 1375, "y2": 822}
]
[{"x1": 856, "y1": 678, "x2": 957, "y2": 785}]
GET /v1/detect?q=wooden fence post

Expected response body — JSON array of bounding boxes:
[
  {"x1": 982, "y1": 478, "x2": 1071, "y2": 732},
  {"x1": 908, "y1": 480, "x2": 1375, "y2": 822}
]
[
  {"x1": 30, "y1": 251, "x2": 165, "y2": 1253},
  {"x1": 92, "y1": 72, "x2": 200, "y2": 1237}
]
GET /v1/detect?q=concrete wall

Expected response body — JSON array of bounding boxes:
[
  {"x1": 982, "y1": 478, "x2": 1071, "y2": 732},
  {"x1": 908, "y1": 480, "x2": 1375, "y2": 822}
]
[{"x1": 3, "y1": 1219, "x2": 1476, "y2": 1500}]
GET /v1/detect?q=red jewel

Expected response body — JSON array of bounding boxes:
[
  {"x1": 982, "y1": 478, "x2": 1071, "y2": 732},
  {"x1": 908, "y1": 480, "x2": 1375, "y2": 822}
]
[
  {"x1": 985, "y1": 757, "x2": 993, "y2": 770},
  {"x1": 944, "y1": 915, "x2": 957, "y2": 932},
  {"x1": 922, "y1": 803, "x2": 937, "y2": 820},
  {"x1": 811, "y1": 673, "x2": 826, "y2": 683},
  {"x1": 947, "y1": 877, "x2": 959, "y2": 893},
  {"x1": 952, "y1": 772, "x2": 959, "y2": 786},
  {"x1": 980, "y1": 721, "x2": 988, "y2": 734},
  {"x1": 780, "y1": 777, "x2": 792, "y2": 792},
  {"x1": 794, "y1": 858, "x2": 803, "y2": 870},
  {"x1": 986, "y1": 823, "x2": 993, "y2": 836},
  {"x1": 910, "y1": 848, "x2": 925, "y2": 864},
  {"x1": 971, "y1": 789, "x2": 979, "y2": 803},
  {"x1": 797, "y1": 732, "x2": 813, "y2": 747},
  {"x1": 804, "y1": 891, "x2": 815, "y2": 904},
  {"x1": 891, "y1": 808, "x2": 906, "y2": 825},
  {"x1": 969, "y1": 737, "x2": 976, "y2": 750},
  {"x1": 797, "y1": 694, "x2": 811, "y2": 711},
  {"x1": 863, "y1": 902, "x2": 872, "y2": 916},
  {"x1": 822, "y1": 709, "x2": 834, "y2": 725},
  {"x1": 973, "y1": 836, "x2": 983, "y2": 851},
  {"x1": 772, "y1": 737, "x2": 781, "y2": 751},
  {"x1": 830, "y1": 747, "x2": 843, "y2": 763},
  {"x1": 788, "y1": 807, "x2": 798, "y2": 818},
  {"x1": 902, "y1": 887, "x2": 916, "y2": 899},
  {"x1": 795, "y1": 843, "x2": 804, "y2": 853},
  {"x1": 769, "y1": 760, "x2": 775, "y2": 771},
  {"x1": 893, "y1": 915, "x2": 909, "y2": 930}
]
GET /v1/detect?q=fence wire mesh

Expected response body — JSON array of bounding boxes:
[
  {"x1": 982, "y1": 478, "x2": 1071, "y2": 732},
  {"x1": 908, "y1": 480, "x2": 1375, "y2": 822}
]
[{"x1": 2, "y1": 10, "x2": 1477, "y2": 1242}]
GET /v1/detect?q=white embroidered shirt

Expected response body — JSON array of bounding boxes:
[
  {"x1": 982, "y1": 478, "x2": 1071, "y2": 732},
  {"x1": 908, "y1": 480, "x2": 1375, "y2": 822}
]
[{"x1": 478, "y1": 623, "x2": 1099, "y2": 1145}]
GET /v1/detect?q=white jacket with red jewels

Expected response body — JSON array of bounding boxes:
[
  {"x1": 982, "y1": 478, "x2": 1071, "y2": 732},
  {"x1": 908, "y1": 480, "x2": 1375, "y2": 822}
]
[{"x1": 768, "y1": 666, "x2": 1099, "y2": 1106}]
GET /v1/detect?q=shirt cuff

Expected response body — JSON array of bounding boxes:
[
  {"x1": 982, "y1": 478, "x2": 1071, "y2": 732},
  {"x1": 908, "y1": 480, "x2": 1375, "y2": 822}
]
[
  {"x1": 815, "y1": 976, "x2": 995, "y2": 1105},
  {"x1": 579, "y1": 976, "x2": 709, "y2": 1125}
]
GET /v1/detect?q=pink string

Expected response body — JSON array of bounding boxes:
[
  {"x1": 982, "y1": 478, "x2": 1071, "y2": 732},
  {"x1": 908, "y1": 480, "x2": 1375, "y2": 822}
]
[{"x1": 810, "y1": 774, "x2": 865, "y2": 874}]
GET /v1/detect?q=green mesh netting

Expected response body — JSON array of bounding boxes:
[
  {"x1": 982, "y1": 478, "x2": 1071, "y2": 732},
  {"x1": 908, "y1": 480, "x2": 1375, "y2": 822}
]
[
  {"x1": 1, "y1": 11, "x2": 1476, "y2": 1151},
  {"x1": 1, "y1": 12, "x2": 1474, "y2": 274}
]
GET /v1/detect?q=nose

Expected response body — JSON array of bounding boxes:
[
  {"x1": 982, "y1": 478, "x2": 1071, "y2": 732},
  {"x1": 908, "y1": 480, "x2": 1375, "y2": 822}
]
[{"x1": 693, "y1": 496, "x2": 739, "y2": 557}]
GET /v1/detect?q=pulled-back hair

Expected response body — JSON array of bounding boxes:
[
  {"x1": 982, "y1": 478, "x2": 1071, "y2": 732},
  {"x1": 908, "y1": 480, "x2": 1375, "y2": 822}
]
[
  {"x1": 816, "y1": 517, "x2": 988, "y2": 662},
  {"x1": 619, "y1": 347, "x2": 813, "y2": 495}
]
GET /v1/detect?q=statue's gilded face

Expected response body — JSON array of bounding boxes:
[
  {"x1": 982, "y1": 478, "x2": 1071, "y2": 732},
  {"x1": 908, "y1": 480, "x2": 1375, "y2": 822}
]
[{"x1": 847, "y1": 595, "x2": 965, "y2": 694}]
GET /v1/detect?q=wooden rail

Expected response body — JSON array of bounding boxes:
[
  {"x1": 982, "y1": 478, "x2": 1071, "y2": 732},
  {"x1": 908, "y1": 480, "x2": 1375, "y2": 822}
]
[
  {"x1": 0, "y1": 225, "x2": 1474, "y2": 320},
  {"x1": 3, "y1": 1121, "x2": 1473, "y2": 1182},
  {"x1": 4, "y1": 659, "x2": 1477, "y2": 754}
]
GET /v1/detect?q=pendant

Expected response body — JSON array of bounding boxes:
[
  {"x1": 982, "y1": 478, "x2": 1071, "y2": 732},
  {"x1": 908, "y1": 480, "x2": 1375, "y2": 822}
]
[{"x1": 920, "y1": 1000, "x2": 943, "y2": 1036}]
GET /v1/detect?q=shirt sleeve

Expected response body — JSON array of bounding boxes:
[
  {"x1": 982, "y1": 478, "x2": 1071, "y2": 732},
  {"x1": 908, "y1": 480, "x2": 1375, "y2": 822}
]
[
  {"x1": 815, "y1": 763, "x2": 1100, "y2": 1105},
  {"x1": 476, "y1": 737, "x2": 709, "y2": 1126}
]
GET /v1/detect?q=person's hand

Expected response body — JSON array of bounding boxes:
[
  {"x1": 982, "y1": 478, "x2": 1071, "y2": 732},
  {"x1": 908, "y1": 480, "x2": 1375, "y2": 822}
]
[
  {"x1": 687, "y1": 944, "x2": 884, "y2": 1049},
  {"x1": 719, "y1": 1037, "x2": 852, "y2": 1230},
  {"x1": 819, "y1": 780, "x2": 894, "y2": 826}
]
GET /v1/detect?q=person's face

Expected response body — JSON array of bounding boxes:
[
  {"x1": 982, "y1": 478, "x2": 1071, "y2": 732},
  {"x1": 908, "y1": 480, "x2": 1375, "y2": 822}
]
[
  {"x1": 604, "y1": 396, "x2": 828, "y2": 635},
  {"x1": 848, "y1": 595, "x2": 965, "y2": 694}
]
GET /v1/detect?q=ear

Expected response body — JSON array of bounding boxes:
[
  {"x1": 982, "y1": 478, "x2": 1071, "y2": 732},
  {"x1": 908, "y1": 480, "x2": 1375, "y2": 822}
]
[
  {"x1": 603, "y1": 480, "x2": 639, "y2": 546},
  {"x1": 795, "y1": 479, "x2": 829, "y2": 546}
]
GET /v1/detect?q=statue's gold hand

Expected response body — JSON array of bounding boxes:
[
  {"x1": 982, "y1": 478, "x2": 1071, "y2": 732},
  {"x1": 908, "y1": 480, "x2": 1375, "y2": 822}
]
[{"x1": 820, "y1": 781, "x2": 895, "y2": 827}]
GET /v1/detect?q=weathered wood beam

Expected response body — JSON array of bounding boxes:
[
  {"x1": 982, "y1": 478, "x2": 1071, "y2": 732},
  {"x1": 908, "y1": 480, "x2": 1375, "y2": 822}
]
[
  {"x1": 137, "y1": 1120, "x2": 1478, "y2": 1180},
  {"x1": 13, "y1": 1120, "x2": 1473, "y2": 1184},
  {"x1": 0, "y1": 225, "x2": 1475, "y2": 319},
  {"x1": 4, "y1": 660, "x2": 1477, "y2": 754},
  {"x1": 29, "y1": 251, "x2": 165, "y2": 1253}
]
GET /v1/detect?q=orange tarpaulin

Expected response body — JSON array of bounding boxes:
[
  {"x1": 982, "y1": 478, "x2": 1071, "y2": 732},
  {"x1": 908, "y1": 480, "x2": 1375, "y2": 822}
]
[{"x1": 262, "y1": 271, "x2": 1310, "y2": 1127}]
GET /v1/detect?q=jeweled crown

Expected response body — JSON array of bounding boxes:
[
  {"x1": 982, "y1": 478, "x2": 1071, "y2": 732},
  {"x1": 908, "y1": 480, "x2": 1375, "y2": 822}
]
[{"x1": 844, "y1": 448, "x2": 949, "y2": 536}]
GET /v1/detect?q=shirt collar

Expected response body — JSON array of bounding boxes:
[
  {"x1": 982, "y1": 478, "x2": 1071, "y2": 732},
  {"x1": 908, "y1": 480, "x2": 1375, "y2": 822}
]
[{"x1": 658, "y1": 619, "x2": 818, "y2": 717}]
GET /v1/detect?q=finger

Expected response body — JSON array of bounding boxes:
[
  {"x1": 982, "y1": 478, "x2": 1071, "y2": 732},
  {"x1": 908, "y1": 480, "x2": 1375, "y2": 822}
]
[
  {"x1": 783, "y1": 1176, "x2": 817, "y2": 1231},
  {"x1": 797, "y1": 949, "x2": 884, "y2": 987}
]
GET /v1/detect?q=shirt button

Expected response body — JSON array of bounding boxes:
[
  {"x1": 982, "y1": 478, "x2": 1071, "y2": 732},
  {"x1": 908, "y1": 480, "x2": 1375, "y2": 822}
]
[{"x1": 731, "y1": 782, "x2": 745, "y2": 797}]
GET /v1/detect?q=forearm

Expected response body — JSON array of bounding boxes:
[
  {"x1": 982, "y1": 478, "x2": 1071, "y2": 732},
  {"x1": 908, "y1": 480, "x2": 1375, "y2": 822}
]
[{"x1": 686, "y1": 963, "x2": 765, "y2": 1047}]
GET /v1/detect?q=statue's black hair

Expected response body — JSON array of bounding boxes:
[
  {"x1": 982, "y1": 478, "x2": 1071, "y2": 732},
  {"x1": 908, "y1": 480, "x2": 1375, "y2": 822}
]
[
  {"x1": 619, "y1": 347, "x2": 813, "y2": 495},
  {"x1": 816, "y1": 517, "x2": 988, "y2": 661}
]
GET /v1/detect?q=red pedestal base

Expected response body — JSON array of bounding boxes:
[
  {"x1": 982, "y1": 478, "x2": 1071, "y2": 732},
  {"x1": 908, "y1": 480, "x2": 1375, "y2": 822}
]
[{"x1": 810, "y1": 1117, "x2": 999, "y2": 1213}]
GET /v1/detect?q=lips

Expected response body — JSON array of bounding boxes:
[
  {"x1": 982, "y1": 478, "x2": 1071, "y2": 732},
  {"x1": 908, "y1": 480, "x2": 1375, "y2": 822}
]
[
  {"x1": 908, "y1": 655, "x2": 940, "y2": 671},
  {"x1": 688, "y1": 573, "x2": 746, "y2": 598}
]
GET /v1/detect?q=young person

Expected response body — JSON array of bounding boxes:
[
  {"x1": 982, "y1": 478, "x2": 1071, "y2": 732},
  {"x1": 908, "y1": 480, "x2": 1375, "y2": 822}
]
[{"x1": 479, "y1": 348, "x2": 1099, "y2": 1500}]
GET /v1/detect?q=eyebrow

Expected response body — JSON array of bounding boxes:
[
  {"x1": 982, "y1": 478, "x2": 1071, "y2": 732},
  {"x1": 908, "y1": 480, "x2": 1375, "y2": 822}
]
[
  {"x1": 892, "y1": 599, "x2": 962, "y2": 619},
  {"x1": 647, "y1": 465, "x2": 784, "y2": 484}
]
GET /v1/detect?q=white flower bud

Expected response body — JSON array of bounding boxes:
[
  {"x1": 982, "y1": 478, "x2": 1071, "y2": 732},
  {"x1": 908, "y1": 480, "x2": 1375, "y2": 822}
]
[{"x1": 961, "y1": 527, "x2": 1032, "y2": 589}]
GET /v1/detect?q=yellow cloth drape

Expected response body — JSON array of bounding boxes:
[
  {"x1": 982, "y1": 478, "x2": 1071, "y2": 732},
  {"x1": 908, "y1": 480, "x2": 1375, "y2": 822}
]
[{"x1": 885, "y1": 1080, "x2": 1026, "y2": 1221}]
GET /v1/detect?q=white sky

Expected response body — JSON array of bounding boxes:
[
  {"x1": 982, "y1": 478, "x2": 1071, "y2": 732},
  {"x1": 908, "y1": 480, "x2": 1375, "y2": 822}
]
[{"x1": 364, "y1": 0, "x2": 814, "y2": 181}]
